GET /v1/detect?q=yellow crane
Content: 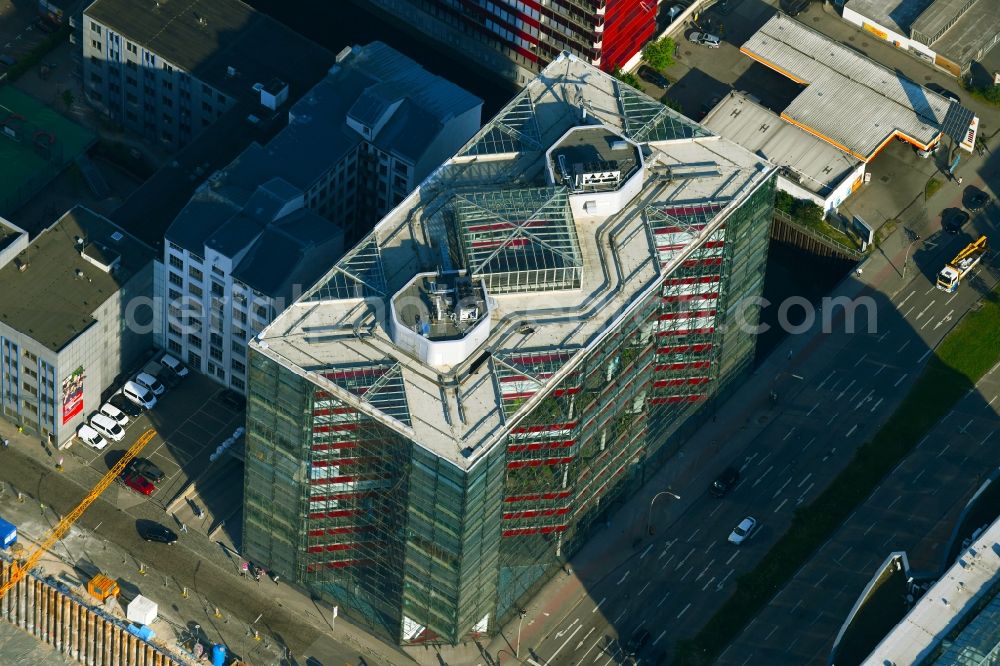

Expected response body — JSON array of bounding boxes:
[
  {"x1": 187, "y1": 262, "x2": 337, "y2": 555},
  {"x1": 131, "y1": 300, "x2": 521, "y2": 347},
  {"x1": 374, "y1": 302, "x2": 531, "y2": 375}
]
[
  {"x1": 0, "y1": 428, "x2": 158, "y2": 598},
  {"x1": 937, "y1": 235, "x2": 987, "y2": 293}
]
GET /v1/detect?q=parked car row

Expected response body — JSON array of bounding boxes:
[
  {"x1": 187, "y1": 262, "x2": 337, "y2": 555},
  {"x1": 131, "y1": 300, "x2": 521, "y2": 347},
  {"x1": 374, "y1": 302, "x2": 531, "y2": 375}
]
[{"x1": 75, "y1": 352, "x2": 188, "y2": 454}]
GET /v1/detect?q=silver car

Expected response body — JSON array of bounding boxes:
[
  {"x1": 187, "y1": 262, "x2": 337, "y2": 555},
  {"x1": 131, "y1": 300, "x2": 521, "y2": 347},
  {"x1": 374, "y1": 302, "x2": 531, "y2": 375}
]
[
  {"x1": 689, "y1": 32, "x2": 721, "y2": 48},
  {"x1": 728, "y1": 516, "x2": 758, "y2": 545}
]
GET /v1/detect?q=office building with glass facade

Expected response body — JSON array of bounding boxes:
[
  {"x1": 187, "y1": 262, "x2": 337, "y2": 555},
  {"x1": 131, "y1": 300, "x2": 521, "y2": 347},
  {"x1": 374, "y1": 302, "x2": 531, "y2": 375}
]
[{"x1": 244, "y1": 52, "x2": 777, "y2": 645}]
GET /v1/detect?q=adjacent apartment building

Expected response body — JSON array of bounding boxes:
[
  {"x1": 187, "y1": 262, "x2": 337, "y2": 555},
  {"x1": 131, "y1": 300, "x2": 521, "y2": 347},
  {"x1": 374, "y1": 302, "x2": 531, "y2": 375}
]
[
  {"x1": 243, "y1": 52, "x2": 777, "y2": 644},
  {"x1": 0, "y1": 207, "x2": 153, "y2": 444},
  {"x1": 156, "y1": 43, "x2": 482, "y2": 393},
  {"x1": 81, "y1": 0, "x2": 332, "y2": 150},
  {"x1": 361, "y1": 0, "x2": 656, "y2": 85}
]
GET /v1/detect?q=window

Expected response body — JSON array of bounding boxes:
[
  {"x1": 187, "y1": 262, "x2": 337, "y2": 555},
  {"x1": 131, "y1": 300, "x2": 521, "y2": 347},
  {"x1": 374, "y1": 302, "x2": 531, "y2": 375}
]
[
  {"x1": 23, "y1": 350, "x2": 36, "y2": 362},
  {"x1": 201, "y1": 101, "x2": 213, "y2": 114},
  {"x1": 163, "y1": 80, "x2": 173, "y2": 91},
  {"x1": 210, "y1": 333, "x2": 223, "y2": 347},
  {"x1": 232, "y1": 340, "x2": 245, "y2": 356},
  {"x1": 231, "y1": 377, "x2": 245, "y2": 391},
  {"x1": 90, "y1": 72, "x2": 102, "y2": 84},
  {"x1": 211, "y1": 281, "x2": 224, "y2": 297},
  {"x1": 90, "y1": 22, "x2": 102, "y2": 34},
  {"x1": 126, "y1": 92, "x2": 138, "y2": 104},
  {"x1": 168, "y1": 288, "x2": 182, "y2": 301},
  {"x1": 189, "y1": 284, "x2": 203, "y2": 298},
  {"x1": 188, "y1": 266, "x2": 203, "y2": 281},
  {"x1": 168, "y1": 339, "x2": 182, "y2": 354},
  {"x1": 126, "y1": 41, "x2": 137, "y2": 54},
  {"x1": 126, "y1": 76, "x2": 137, "y2": 87},
  {"x1": 162, "y1": 96, "x2": 173, "y2": 108},
  {"x1": 202, "y1": 83, "x2": 211, "y2": 95},
  {"x1": 91, "y1": 39, "x2": 102, "y2": 51},
  {"x1": 211, "y1": 265, "x2": 224, "y2": 277},
  {"x1": 169, "y1": 254, "x2": 183, "y2": 269},
  {"x1": 233, "y1": 328, "x2": 246, "y2": 342},
  {"x1": 232, "y1": 359, "x2": 245, "y2": 375},
  {"x1": 216, "y1": 92, "x2": 225, "y2": 103},
  {"x1": 188, "y1": 334, "x2": 202, "y2": 347},
  {"x1": 234, "y1": 310, "x2": 247, "y2": 325},
  {"x1": 168, "y1": 272, "x2": 183, "y2": 287},
  {"x1": 23, "y1": 382, "x2": 37, "y2": 396},
  {"x1": 23, "y1": 366, "x2": 37, "y2": 379},
  {"x1": 253, "y1": 304, "x2": 268, "y2": 320},
  {"x1": 188, "y1": 351, "x2": 202, "y2": 368},
  {"x1": 209, "y1": 347, "x2": 223, "y2": 362}
]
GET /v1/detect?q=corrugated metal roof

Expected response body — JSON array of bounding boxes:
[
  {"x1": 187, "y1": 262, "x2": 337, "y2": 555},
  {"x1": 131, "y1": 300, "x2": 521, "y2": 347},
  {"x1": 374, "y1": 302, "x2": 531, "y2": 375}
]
[
  {"x1": 702, "y1": 92, "x2": 861, "y2": 197},
  {"x1": 912, "y1": 0, "x2": 972, "y2": 42},
  {"x1": 742, "y1": 15, "x2": 955, "y2": 159}
]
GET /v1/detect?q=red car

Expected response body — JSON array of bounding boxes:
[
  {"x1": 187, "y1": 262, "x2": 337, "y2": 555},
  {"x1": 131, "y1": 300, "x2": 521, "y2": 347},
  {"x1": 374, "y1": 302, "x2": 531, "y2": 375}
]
[{"x1": 120, "y1": 472, "x2": 155, "y2": 496}]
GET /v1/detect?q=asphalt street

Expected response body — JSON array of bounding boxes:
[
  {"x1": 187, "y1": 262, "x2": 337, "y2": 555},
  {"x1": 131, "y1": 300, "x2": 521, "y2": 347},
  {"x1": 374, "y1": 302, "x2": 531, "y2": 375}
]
[
  {"x1": 524, "y1": 202, "x2": 999, "y2": 664},
  {"x1": 718, "y1": 361, "x2": 1000, "y2": 665}
]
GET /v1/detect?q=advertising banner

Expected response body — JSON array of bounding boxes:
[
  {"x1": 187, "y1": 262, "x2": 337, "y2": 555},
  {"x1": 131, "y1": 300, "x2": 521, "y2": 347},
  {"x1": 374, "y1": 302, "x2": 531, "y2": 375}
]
[{"x1": 61, "y1": 366, "x2": 84, "y2": 425}]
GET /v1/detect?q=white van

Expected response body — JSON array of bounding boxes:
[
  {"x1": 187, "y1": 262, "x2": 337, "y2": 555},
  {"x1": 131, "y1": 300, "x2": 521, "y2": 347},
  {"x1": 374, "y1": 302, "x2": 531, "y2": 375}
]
[
  {"x1": 122, "y1": 381, "x2": 157, "y2": 409},
  {"x1": 99, "y1": 402, "x2": 129, "y2": 426},
  {"x1": 160, "y1": 354, "x2": 189, "y2": 378},
  {"x1": 90, "y1": 413, "x2": 125, "y2": 442},
  {"x1": 77, "y1": 424, "x2": 108, "y2": 450},
  {"x1": 135, "y1": 372, "x2": 165, "y2": 396}
]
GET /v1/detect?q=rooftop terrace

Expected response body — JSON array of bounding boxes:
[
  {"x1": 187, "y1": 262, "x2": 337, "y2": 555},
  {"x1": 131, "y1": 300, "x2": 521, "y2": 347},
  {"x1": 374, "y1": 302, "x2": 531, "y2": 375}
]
[{"x1": 254, "y1": 53, "x2": 774, "y2": 469}]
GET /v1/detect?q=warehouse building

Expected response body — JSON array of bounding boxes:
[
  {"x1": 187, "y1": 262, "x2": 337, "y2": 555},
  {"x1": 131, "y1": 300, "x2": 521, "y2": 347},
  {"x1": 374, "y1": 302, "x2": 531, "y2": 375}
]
[
  {"x1": 243, "y1": 52, "x2": 777, "y2": 644},
  {"x1": 841, "y1": 0, "x2": 1000, "y2": 77},
  {"x1": 742, "y1": 15, "x2": 979, "y2": 164},
  {"x1": 703, "y1": 92, "x2": 866, "y2": 212}
]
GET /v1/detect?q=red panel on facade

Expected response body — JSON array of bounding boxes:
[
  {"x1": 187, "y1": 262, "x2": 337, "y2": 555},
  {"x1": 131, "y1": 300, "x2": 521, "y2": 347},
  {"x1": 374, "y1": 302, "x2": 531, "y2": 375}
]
[
  {"x1": 502, "y1": 506, "x2": 571, "y2": 520},
  {"x1": 657, "y1": 343, "x2": 714, "y2": 354},
  {"x1": 307, "y1": 542, "x2": 359, "y2": 554},
  {"x1": 511, "y1": 421, "x2": 577, "y2": 434},
  {"x1": 657, "y1": 327, "x2": 716, "y2": 337},
  {"x1": 659, "y1": 309, "x2": 717, "y2": 320},
  {"x1": 655, "y1": 360, "x2": 711, "y2": 371},
  {"x1": 682, "y1": 257, "x2": 724, "y2": 268},
  {"x1": 507, "y1": 439, "x2": 576, "y2": 453},
  {"x1": 306, "y1": 559, "x2": 367, "y2": 572},
  {"x1": 648, "y1": 394, "x2": 706, "y2": 404},
  {"x1": 662, "y1": 292, "x2": 720, "y2": 303},
  {"x1": 664, "y1": 275, "x2": 721, "y2": 286},
  {"x1": 307, "y1": 508, "x2": 362, "y2": 520},
  {"x1": 307, "y1": 525, "x2": 373, "y2": 537},
  {"x1": 654, "y1": 377, "x2": 711, "y2": 387},
  {"x1": 507, "y1": 456, "x2": 574, "y2": 469},
  {"x1": 501, "y1": 525, "x2": 568, "y2": 537},
  {"x1": 601, "y1": 0, "x2": 656, "y2": 71},
  {"x1": 504, "y1": 489, "x2": 573, "y2": 503}
]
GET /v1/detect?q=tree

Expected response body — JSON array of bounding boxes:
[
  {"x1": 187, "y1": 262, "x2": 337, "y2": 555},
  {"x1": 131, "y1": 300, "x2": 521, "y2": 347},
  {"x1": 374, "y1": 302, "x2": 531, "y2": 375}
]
[
  {"x1": 642, "y1": 37, "x2": 676, "y2": 71},
  {"x1": 611, "y1": 66, "x2": 641, "y2": 90}
]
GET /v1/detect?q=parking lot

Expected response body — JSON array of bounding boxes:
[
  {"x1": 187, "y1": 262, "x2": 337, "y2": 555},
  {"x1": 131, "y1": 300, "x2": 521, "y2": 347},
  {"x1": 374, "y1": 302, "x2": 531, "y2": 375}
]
[
  {"x1": 0, "y1": 0, "x2": 56, "y2": 64},
  {"x1": 71, "y1": 363, "x2": 245, "y2": 518}
]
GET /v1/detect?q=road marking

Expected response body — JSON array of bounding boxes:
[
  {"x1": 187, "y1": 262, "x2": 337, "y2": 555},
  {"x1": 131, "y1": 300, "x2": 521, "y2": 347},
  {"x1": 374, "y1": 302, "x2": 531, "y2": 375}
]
[
  {"x1": 797, "y1": 483, "x2": 814, "y2": 503},
  {"x1": 783, "y1": 427, "x2": 796, "y2": 441},
  {"x1": 898, "y1": 290, "x2": 915, "y2": 307},
  {"x1": 981, "y1": 432, "x2": 994, "y2": 446},
  {"x1": 578, "y1": 634, "x2": 602, "y2": 661},
  {"x1": 652, "y1": 629, "x2": 667, "y2": 646},
  {"x1": 870, "y1": 397, "x2": 884, "y2": 413},
  {"x1": 916, "y1": 300, "x2": 936, "y2": 319},
  {"x1": 897, "y1": 340, "x2": 911, "y2": 354},
  {"x1": 814, "y1": 572, "x2": 828, "y2": 588},
  {"x1": 913, "y1": 469, "x2": 925, "y2": 483},
  {"x1": 873, "y1": 364, "x2": 885, "y2": 377},
  {"x1": 883, "y1": 532, "x2": 897, "y2": 547},
  {"x1": 934, "y1": 309, "x2": 955, "y2": 330},
  {"x1": 790, "y1": 599, "x2": 802, "y2": 614},
  {"x1": 774, "y1": 498, "x2": 789, "y2": 513},
  {"x1": 937, "y1": 443, "x2": 951, "y2": 458},
  {"x1": 989, "y1": 396, "x2": 998, "y2": 409},
  {"x1": 806, "y1": 401, "x2": 820, "y2": 416},
  {"x1": 757, "y1": 451, "x2": 772, "y2": 467},
  {"x1": 687, "y1": 528, "x2": 701, "y2": 542},
  {"x1": 547, "y1": 624, "x2": 583, "y2": 664},
  {"x1": 592, "y1": 597, "x2": 605, "y2": 613},
  {"x1": 575, "y1": 627, "x2": 596, "y2": 651},
  {"x1": 613, "y1": 609, "x2": 626, "y2": 624},
  {"x1": 639, "y1": 544, "x2": 653, "y2": 559},
  {"x1": 556, "y1": 618, "x2": 580, "y2": 638},
  {"x1": 695, "y1": 559, "x2": 715, "y2": 581},
  {"x1": 716, "y1": 569, "x2": 734, "y2": 590},
  {"x1": 701, "y1": 576, "x2": 716, "y2": 591},
  {"x1": 894, "y1": 373, "x2": 908, "y2": 387},
  {"x1": 765, "y1": 626, "x2": 779, "y2": 640},
  {"x1": 679, "y1": 565, "x2": 695, "y2": 582},
  {"x1": 798, "y1": 473, "x2": 813, "y2": 488},
  {"x1": 836, "y1": 546, "x2": 853, "y2": 563},
  {"x1": 854, "y1": 353, "x2": 868, "y2": 367},
  {"x1": 639, "y1": 581, "x2": 651, "y2": 595},
  {"x1": 726, "y1": 551, "x2": 740, "y2": 565},
  {"x1": 855, "y1": 389, "x2": 874, "y2": 410},
  {"x1": 705, "y1": 541, "x2": 717, "y2": 555},
  {"x1": 817, "y1": 370, "x2": 836, "y2": 390},
  {"x1": 616, "y1": 570, "x2": 630, "y2": 585},
  {"x1": 752, "y1": 465, "x2": 774, "y2": 487},
  {"x1": 662, "y1": 554, "x2": 676, "y2": 569},
  {"x1": 921, "y1": 317, "x2": 932, "y2": 330},
  {"x1": 918, "y1": 349, "x2": 933, "y2": 363},
  {"x1": 656, "y1": 593, "x2": 670, "y2": 608},
  {"x1": 773, "y1": 478, "x2": 792, "y2": 498},
  {"x1": 845, "y1": 424, "x2": 858, "y2": 437},
  {"x1": 836, "y1": 379, "x2": 856, "y2": 401},
  {"x1": 675, "y1": 549, "x2": 694, "y2": 571},
  {"x1": 888, "y1": 496, "x2": 901, "y2": 509},
  {"x1": 709, "y1": 502, "x2": 723, "y2": 517},
  {"x1": 677, "y1": 603, "x2": 692, "y2": 619},
  {"x1": 904, "y1": 305, "x2": 916, "y2": 318},
  {"x1": 802, "y1": 436, "x2": 816, "y2": 452},
  {"x1": 878, "y1": 329, "x2": 890, "y2": 342}
]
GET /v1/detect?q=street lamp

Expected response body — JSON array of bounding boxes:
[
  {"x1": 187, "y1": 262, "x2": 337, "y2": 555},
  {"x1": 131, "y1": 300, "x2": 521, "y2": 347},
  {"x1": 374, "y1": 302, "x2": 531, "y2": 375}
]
[
  {"x1": 646, "y1": 490, "x2": 681, "y2": 536},
  {"x1": 902, "y1": 228, "x2": 921, "y2": 281},
  {"x1": 516, "y1": 608, "x2": 527, "y2": 659}
]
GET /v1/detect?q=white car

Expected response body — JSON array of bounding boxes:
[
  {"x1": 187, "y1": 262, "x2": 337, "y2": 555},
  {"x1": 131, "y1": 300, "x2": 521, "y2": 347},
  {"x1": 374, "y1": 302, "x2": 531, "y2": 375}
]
[
  {"x1": 689, "y1": 32, "x2": 721, "y2": 48},
  {"x1": 90, "y1": 413, "x2": 125, "y2": 442},
  {"x1": 728, "y1": 517, "x2": 758, "y2": 545},
  {"x1": 160, "y1": 354, "x2": 189, "y2": 378},
  {"x1": 99, "y1": 402, "x2": 129, "y2": 427},
  {"x1": 77, "y1": 424, "x2": 108, "y2": 451},
  {"x1": 134, "y1": 372, "x2": 165, "y2": 396},
  {"x1": 122, "y1": 381, "x2": 157, "y2": 410}
]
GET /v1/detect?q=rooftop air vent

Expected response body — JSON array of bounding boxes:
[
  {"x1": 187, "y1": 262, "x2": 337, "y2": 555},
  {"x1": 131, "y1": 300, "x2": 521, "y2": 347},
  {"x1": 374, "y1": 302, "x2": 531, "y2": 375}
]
[
  {"x1": 226, "y1": 65, "x2": 237, "y2": 78},
  {"x1": 110, "y1": 231, "x2": 124, "y2": 243}
]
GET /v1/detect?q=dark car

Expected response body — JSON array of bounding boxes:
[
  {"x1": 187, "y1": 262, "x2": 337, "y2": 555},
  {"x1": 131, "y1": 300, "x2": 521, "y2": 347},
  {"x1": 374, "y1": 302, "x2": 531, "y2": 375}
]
[
  {"x1": 967, "y1": 189, "x2": 989, "y2": 212},
  {"x1": 944, "y1": 209, "x2": 971, "y2": 235},
  {"x1": 127, "y1": 458, "x2": 164, "y2": 483},
  {"x1": 108, "y1": 392, "x2": 142, "y2": 418},
  {"x1": 710, "y1": 466, "x2": 740, "y2": 497},
  {"x1": 138, "y1": 522, "x2": 177, "y2": 544},
  {"x1": 780, "y1": 0, "x2": 810, "y2": 16},
  {"x1": 639, "y1": 66, "x2": 672, "y2": 89},
  {"x1": 627, "y1": 628, "x2": 652, "y2": 654},
  {"x1": 120, "y1": 472, "x2": 154, "y2": 496},
  {"x1": 927, "y1": 82, "x2": 961, "y2": 104}
]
